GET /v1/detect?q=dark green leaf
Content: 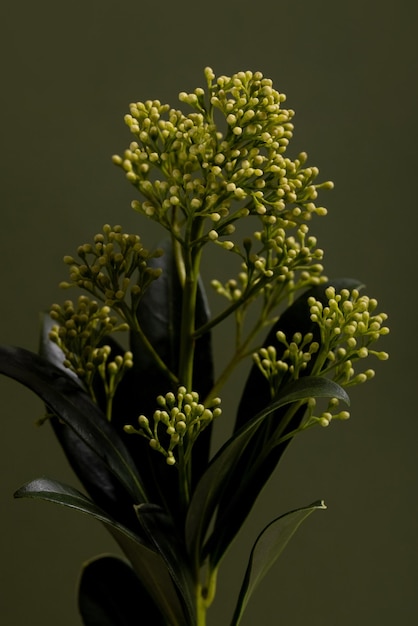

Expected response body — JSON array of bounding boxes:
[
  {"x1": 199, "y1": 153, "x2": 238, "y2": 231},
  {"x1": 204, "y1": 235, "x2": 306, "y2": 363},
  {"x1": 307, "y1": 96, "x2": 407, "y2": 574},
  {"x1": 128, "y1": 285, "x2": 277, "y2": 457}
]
[
  {"x1": 135, "y1": 238, "x2": 214, "y2": 480},
  {"x1": 230, "y1": 501, "x2": 327, "y2": 626},
  {"x1": 15, "y1": 478, "x2": 187, "y2": 626},
  {"x1": 121, "y1": 238, "x2": 214, "y2": 520},
  {"x1": 0, "y1": 345, "x2": 146, "y2": 504},
  {"x1": 208, "y1": 278, "x2": 362, "y2": 568},
  {"x1": 186, "y1": 376, "x2": 348, "y2": 566},
  {"x1": 14, "y1": 477, "x2": 145, "y2": 542},
  {"x1": 135, "y1": 503, "x2": 197, "y2": 626},
  {"x1": 78, "y1": 555, "x2": 167, "y2": 626},
  {"x1": 39, "y1": 314, "x2": 139, "y2": 530},
  {"x1": 39, "y1": 312, "x2": 81, "y2": 379},
  {"x1": 234, "y1": 278, "x2": 362, "y2": 434}
]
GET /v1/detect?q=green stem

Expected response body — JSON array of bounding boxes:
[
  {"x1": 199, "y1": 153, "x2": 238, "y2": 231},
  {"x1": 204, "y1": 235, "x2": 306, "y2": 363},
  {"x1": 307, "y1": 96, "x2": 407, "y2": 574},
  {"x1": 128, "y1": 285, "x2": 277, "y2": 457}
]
[
  {"x1": 263, "y1": 399, "x2": 307, "y2": 454},
  {"x1": 121, "y1": 304, "x2": 179, "y2": 386},
  {"x1": 196, "y1": 568, "x2": 218, "y2": 626},
  {"x1": 176, "y1": 219, "x2": 205, "y2": 511},
  {"x1": 203, "y1": 311, "x2": 269, "y2": 406},
  {"x1": 178, "y1": 221, "x2": 204, "y2": 389},
  {"x1": 193, "y1": 265, "x2": 280, "y2": 339},
  {"x1": 173, "y1": 236, "x2": 186, "y2": 288},
  {"x1": 178, "y1": 267, "x2": 199, "y2": 389},
  {"x1": 196, "y1": 586, "x2": 207, "y2": 626},
  {"x1": 177, "y1": 443, "x2": 190, "y2": 516}
]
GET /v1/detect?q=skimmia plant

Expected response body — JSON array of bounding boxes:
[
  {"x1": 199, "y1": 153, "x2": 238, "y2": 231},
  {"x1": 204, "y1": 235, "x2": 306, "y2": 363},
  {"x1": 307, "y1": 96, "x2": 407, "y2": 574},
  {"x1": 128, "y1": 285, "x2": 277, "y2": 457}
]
[{"x1": 0, "y1": 68, "x2": 389, "y2": 625}]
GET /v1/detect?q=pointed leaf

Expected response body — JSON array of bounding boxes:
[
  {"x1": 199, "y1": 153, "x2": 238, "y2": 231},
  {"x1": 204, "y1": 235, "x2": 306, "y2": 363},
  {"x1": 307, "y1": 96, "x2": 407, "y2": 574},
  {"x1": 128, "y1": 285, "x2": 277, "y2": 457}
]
[
  {"x1": 186, "y1": 376, "x2": 348, "y2": 565},
  {"x1": 39, "y1": 312, "x2": 81, "y2": 380},
  {"x1": 0, "y1": 345, "x2": 146, "y2": 504},
  {"x1": 118, "y1": 238, "x2": 214, "y2": 520},
  {"x1": 78, "y1": 555, "x2": 167, "y2": 626},
  {"x1": 234, "y1": 278, "x2": 363, "y2": 434},
  {"x1": 209, "y1": 278, "x2": 363, "y2": 567},
  {"x1": 15, "y1": 478, "x2": 186, "y2": 626},
  {"x1": 14, "y1": 477, "x2": 146, "y2": 544},
  {"x1": 231, "y1": 501, "x2": 327, "y2": 626},
  {"x1": 135, "y1": 503, "x2": 196, "y2": 626},
  {"x1": 39, "y1": 315, "x2": 139, "y2": 529},
  {"x1": 134, "y1": 238, "x2": 214, "y2": 476}
]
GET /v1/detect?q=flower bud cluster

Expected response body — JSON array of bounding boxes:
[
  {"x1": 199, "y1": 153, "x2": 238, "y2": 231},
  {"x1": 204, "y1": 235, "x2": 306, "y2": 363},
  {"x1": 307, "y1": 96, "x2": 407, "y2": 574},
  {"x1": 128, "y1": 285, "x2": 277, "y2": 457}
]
[
  {"x1": 253, "y1": 338, "x2": 350, "y2": 427},
  {"x1": 253, "y1": 288, "x2": 389, "y2": 429},
  {"x1": 49, "y1": 296, "x2": 133, "y2": 406},
  {"x1": 211, "y1": 223, "x2": 326, "y2": 309},
  {"x1": 253, "y1": 332, "x2": 320, "y2": 396},
  {"x1": 308, "y1": 287, "x2": 389, "y2": 386},
  {"x1": 124, "y1": 387, "x2": 222, "y2": 465},
  {"x1": 211, "y1": 272, "x2": 248, "y2": 303},
  {"x1": 59, "y1": 224, "x2": 163, "y2": 311},
  {"x1": 113, "y1": 68, "x2": 332, "y2": 246},
  {"x1": 305, "y1": 397, "x2": 351, "y2": 428}
]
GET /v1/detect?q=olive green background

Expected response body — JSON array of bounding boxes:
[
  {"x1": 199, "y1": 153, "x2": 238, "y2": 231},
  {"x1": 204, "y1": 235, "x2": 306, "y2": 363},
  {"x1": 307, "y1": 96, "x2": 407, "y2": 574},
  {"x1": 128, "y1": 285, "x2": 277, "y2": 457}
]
[{"x1": 0, "y1": 1, "x2": 415, "y2": 624}]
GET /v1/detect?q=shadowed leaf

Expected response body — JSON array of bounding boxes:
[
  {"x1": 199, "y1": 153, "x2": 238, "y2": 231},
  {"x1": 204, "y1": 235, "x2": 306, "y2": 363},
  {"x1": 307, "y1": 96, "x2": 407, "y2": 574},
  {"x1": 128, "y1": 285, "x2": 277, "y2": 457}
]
[
  {"x1": 0, "y1": 345, "x2": 146, "y2": 505},
  {"x1": 120, "y1": 238, "x2": 214, "y2": 520},
  {"x1": 207, "y1": 278, "x2": 362, "y2": 567},
  {"x1": 136, "y1": 503, "x2": 197, "y2": 626},
  {"x1": 15, "y1": 478, "x2": 186, "y2": 626},
  {"x1": 231, "y1": 501, "x2": 327, "y2": 626},
  {"x1": 39, "y1": 315, "x2": 140, "y2": 530},
  {"x1": 186, "y1": 376, "x2": 348, "y2": 567},
  {"x1": 78, "y1": 555, "x2": 167, "y2": 626}
]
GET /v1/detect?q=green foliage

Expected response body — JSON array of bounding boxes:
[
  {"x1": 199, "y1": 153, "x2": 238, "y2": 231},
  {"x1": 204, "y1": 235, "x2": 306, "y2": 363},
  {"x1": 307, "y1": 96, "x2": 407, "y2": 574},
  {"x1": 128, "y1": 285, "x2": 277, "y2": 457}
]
[
  {"x1": 78, "y1": 555, "x2": 167, "y2": 626},
  {"x1": 0, "y1": 68, "x2": 389, "y2": 625},
  {"x1": 231, "y1": 501, "x2": 327, "y2": 626}
]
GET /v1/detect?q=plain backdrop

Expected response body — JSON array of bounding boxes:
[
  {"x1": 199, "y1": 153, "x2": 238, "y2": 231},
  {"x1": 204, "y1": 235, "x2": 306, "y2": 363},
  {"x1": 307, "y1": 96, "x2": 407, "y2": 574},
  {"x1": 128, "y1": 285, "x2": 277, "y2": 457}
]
[{"x1": 0, "y1": 1, "x2": 416, "y2": 624}]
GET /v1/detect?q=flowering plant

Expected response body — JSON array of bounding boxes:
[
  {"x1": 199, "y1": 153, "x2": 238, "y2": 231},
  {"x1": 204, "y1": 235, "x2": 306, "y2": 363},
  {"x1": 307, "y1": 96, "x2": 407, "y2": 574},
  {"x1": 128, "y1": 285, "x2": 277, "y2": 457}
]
[{"x1": 0, "y1": 68, "x2": 389, "y2": 626}]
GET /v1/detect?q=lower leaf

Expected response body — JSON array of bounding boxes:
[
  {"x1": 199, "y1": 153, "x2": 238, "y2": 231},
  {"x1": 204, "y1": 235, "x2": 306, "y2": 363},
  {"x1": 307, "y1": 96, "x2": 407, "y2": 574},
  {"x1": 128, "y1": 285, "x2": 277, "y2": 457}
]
[
  {"x1": 79, "y1": 555, "x2": 166, "y2": 626},
  {"x1": 231, "y1": 501, "x2": 327, "y2": 626},
  {"x1": 15, "y1": 478, "x2": 187, "y2": 626},
  {"x1": 186, "y1": 377, "x2": 348, "y2": 568}
]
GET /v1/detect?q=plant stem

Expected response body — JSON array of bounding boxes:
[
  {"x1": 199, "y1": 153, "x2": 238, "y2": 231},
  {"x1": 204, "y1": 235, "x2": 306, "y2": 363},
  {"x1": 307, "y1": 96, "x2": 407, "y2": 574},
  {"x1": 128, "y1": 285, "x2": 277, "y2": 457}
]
[
  {"x1": 203, "y1": 311, "x2": 268, "y2": 406},
  {"x1": 176, "y1": 218, "x2": 205, "y2": 510},
  {"x1": 196, "y1": 568, "x2": 218, "y2": 626},
  {"x1": 177, "y1": 443, "x2": 190, "y2": 516},
  {"x1": 121, "y1": 304, "x2": 179, "y2": 386},
  {"x1": 178, "y1": 219, "x2": 204, "y2": 389},
  {"x1": 196, "y1": 588, "x2": 207, "y2": 626}
]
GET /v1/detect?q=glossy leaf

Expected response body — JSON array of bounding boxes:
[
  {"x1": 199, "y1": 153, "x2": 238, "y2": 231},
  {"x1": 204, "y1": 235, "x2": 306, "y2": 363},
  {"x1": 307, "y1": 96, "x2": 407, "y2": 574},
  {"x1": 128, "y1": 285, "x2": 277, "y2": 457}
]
[
  {"x1": 39, "y1": 315, "x2": 139, "y2": 530},
  {"x1": 134, "y1": 239, "x2": 214, "y2": 475},
  {"x1": 14, "y1": 477, "x2": 146, "y2": 544},
  {"x1": 135, "y1": 503, "x2": 197, "y2": 626},
  {"x1": 234, "y1": 278, "x2": 363, "y2": 435},
  {"x1": 38, "y1": 238, "x2": 214, "y2": 526},
  {"x1": 15, "y1": 478, "x2": 186, "y2": 626},
  {"x1": 78, "y1": 555, "x2": 167, "y2": 626},
  {"x1": 186, "y1": 376, "x2": 349, "y2": 566},
  {"x1": 120, "y1": 238, "x2": 214, "y2": 520},
  {"x1": 38, "y1": 312, "x2": 81, "y2": 380},
  {"x1": 230, "y1": 501, "x2": 327, "y2": 626},
  {"x1": 208, "y1": 278, "x2": 363, "y2": 567},
  {"x1": 0, "y1": 345, "x2": 146, "y2": 504}
]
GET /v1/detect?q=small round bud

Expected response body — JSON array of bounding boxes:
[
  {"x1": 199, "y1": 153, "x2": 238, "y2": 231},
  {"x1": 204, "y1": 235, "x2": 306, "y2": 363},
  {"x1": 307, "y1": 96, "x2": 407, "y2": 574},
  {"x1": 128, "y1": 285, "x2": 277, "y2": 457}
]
[
  {"x1": 176, "y1": 421, "x2": 187, "y2": 435},
  {"x1": 138, "y1": 415, "x2": 149, "y2": 428},
  {"x1": 339, "y1": 411, "x2": 350, "y2": 420}
]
